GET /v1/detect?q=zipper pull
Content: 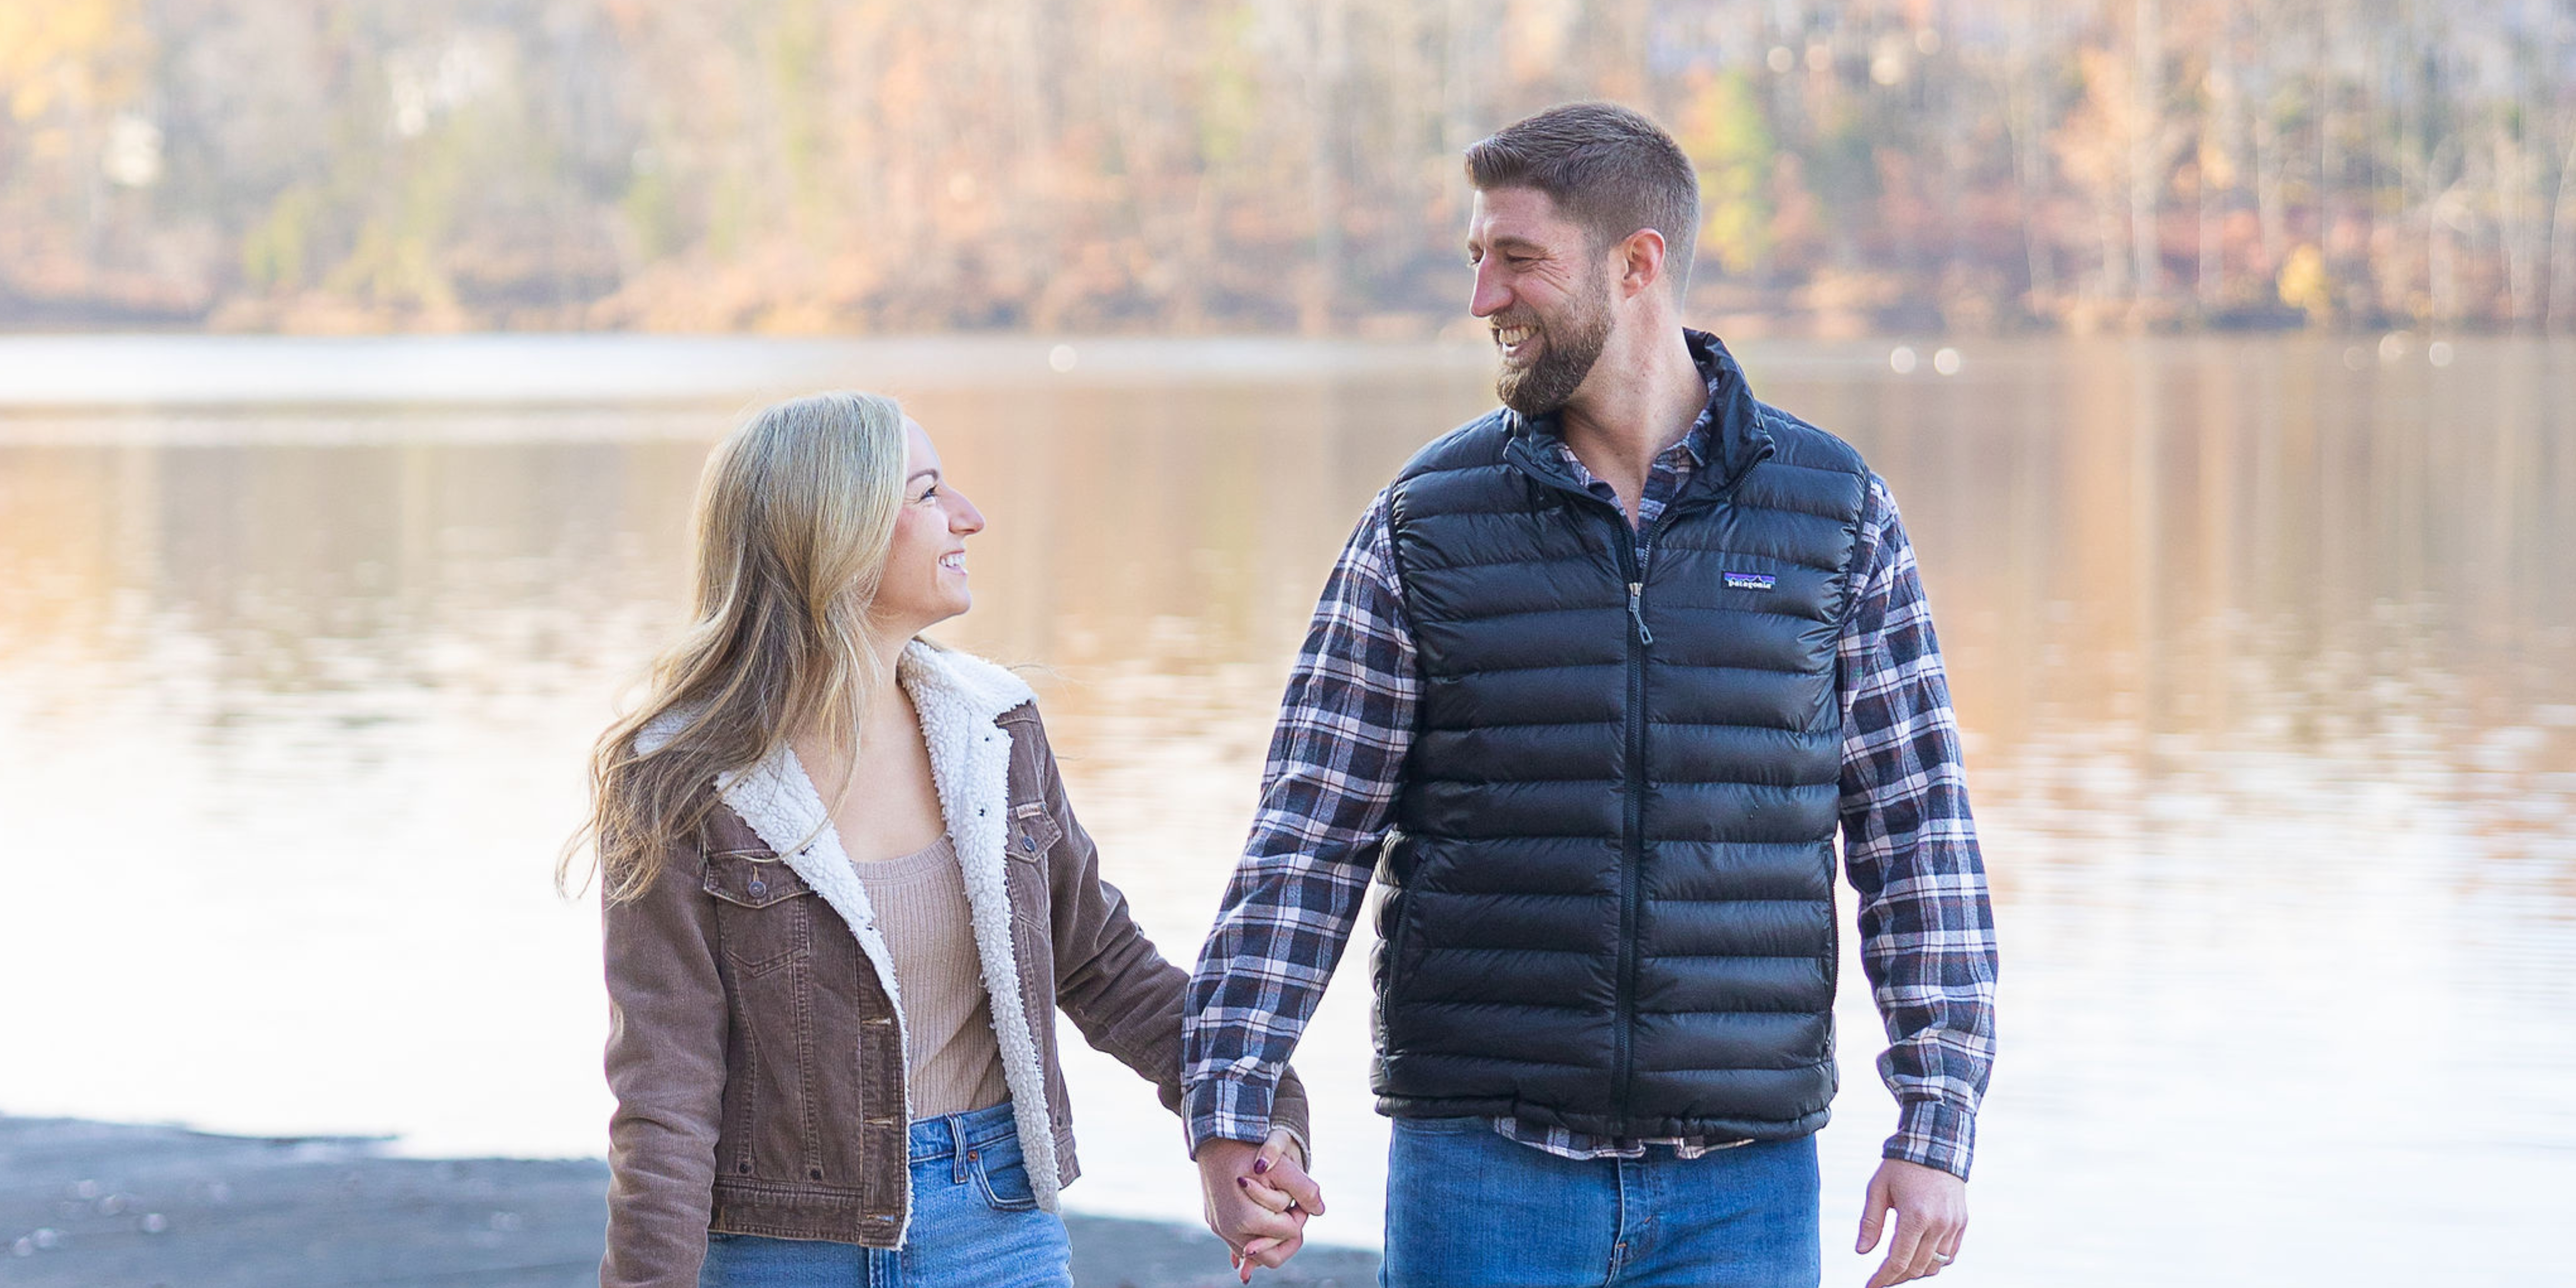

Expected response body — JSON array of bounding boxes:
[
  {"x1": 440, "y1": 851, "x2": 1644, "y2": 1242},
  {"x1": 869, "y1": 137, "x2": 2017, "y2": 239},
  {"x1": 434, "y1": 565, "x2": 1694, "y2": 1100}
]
[{"x1": 1628, "y1": 581, "x2": 1654, "y2": 645}]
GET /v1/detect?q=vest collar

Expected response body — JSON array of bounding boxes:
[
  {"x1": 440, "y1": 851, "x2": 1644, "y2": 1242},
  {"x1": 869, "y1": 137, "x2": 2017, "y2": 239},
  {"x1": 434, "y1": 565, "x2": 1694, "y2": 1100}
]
[{"x1": 1499, "y1": 327, "x2": 1774, "y2": 504}]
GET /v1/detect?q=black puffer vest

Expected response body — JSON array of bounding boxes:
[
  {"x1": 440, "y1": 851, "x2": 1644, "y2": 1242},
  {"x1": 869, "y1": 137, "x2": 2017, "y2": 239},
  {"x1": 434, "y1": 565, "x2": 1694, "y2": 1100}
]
[{"x1": 1370, "y1": 331, "x2": 1871, "y2": 1141}]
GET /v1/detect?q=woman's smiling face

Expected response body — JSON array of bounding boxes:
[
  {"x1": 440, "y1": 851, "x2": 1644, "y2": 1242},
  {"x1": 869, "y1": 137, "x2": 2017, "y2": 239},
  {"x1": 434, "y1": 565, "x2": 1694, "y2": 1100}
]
[{"x1": 871, "y1": 418, "x2": 985, "y2": 638}]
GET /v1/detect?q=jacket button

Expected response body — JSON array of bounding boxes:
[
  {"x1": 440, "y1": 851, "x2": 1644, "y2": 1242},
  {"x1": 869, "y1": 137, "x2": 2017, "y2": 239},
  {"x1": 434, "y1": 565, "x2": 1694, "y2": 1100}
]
[
  {"x1": 736, "y1": 1162, "x2": 751, "y2": 1174},
  {"x1": 1019, "y1": 836, "x2": 1035, "y2": 852},
  {"x1": 747, "y1": 880, "x2": 766, "y2": 896},
  {"x1": 807, "y1": 1168, "x2": 823, "y2": 1181}
]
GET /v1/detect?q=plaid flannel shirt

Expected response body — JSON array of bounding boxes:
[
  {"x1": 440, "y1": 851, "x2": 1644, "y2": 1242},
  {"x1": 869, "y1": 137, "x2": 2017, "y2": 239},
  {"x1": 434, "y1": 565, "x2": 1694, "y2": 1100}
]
[{"x1": 1183, "y1": 369, "x2": 1999, "y2": 1179}]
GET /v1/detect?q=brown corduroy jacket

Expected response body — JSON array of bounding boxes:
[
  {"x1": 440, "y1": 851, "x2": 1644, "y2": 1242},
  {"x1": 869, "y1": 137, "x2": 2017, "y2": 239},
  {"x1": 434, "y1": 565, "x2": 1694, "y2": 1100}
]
[{"x1": 599, "y1": 643, "x2": 1307, "y2": 1288}]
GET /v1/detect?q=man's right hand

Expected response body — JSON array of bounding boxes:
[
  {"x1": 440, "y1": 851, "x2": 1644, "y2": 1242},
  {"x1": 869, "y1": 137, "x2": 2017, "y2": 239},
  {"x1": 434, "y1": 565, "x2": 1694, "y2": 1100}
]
[
  {"x1": 1196, "y1": 1130, "x2": 1326, "y2": 1281},
  {"x1": 1857, "y1": 1158, "x2": 1968, "y2": 1285}
]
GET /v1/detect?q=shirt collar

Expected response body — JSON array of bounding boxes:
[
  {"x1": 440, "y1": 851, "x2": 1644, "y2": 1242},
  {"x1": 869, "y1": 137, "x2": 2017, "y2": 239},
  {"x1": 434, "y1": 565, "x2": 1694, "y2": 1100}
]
[
  {"x1": 1521, "y1": 329, "x2": 1729, "y2": 465},
  {"x1": 1506, "y1": 328, "x2": 1771, "y2": 495}
]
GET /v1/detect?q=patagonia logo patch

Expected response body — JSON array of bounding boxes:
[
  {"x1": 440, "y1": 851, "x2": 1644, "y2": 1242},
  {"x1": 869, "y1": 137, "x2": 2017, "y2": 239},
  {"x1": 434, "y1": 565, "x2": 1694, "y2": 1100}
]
[{"x1": 1723, "y1": 571, "x2": 1778, "y2": 592}]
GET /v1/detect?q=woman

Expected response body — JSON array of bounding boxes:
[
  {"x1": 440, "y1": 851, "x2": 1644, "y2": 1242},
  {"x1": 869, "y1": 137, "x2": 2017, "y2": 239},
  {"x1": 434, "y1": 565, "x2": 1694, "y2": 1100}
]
[{"x1": 568, "y1": 391, "x2": 1319, "y2": 1287}]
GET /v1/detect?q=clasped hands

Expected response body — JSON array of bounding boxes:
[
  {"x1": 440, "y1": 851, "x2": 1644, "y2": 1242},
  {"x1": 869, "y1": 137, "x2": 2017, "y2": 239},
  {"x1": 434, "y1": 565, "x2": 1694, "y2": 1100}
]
[{"x1": 1195, "y1": 1128, "x2": 1326, "y2": 1283}]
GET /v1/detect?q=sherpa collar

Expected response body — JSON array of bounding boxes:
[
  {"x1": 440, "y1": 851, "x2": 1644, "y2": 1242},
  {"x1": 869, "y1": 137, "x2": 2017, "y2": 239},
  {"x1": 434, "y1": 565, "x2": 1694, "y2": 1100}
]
[{"x1": 689, "y1": 641, "x2": 1058, "y2": 1237}]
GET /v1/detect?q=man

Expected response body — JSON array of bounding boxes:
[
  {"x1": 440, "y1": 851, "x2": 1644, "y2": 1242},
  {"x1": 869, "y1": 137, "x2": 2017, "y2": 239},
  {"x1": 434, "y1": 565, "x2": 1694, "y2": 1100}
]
[{"x1": 1185, "y1": 102, "x2": 1998, "y2": 1287}]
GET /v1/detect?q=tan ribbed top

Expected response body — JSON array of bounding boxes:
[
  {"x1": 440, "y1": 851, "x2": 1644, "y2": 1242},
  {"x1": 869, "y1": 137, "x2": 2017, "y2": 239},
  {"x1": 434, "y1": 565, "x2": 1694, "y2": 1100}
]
[{"x1": 852, "y1": 835, "x2": 1011, "y2": 1117}]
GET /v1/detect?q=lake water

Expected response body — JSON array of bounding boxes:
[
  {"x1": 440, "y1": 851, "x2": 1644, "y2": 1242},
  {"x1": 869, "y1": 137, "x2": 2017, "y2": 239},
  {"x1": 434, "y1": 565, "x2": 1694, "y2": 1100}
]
[{"x1": 2, "y1": 334, "x2": 2571, "y2": 1285}]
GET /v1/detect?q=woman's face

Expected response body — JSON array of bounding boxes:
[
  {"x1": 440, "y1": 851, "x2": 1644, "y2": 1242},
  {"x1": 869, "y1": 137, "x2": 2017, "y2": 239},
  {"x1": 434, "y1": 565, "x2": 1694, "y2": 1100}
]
[{"x1": 872, "y1": 419, "x2": 985, "y2": 638}]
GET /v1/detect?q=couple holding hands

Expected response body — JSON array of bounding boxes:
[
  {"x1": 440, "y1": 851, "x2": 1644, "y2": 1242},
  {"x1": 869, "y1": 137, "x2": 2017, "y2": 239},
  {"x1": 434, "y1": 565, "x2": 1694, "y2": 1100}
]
[{"x1": 579, "y1": 103, "x2": 1998, "y2": 1288}]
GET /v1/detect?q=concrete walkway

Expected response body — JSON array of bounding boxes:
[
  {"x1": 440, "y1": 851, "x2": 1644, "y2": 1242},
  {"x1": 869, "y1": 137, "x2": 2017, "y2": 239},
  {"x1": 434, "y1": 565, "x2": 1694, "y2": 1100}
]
[{"x1": 0, "y1": 1117, "x2": 1379, "y2": 1287}]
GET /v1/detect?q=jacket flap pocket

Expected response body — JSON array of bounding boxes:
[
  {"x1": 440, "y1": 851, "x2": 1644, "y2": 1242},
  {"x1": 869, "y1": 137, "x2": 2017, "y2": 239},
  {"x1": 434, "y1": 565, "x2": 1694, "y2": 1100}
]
[
  {"x1": 1006, "y1": 802, "x2": 1062, "y2": 862},
  {"x1": 702, "y1": 849, "x2": 812, "y2": 907}
]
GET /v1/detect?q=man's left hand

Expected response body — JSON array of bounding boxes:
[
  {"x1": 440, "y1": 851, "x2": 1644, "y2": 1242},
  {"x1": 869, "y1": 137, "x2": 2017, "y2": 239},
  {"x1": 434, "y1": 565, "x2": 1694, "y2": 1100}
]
[{"x1": 1856, "y1": 1158, "x2": 1968, "y2": 1285}]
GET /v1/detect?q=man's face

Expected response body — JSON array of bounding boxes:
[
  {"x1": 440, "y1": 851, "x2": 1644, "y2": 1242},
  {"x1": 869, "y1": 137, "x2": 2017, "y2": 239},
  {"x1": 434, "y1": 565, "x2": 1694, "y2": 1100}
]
[{"x1": 1466, "y1": 185, "x2": 1616, "y2": 418}]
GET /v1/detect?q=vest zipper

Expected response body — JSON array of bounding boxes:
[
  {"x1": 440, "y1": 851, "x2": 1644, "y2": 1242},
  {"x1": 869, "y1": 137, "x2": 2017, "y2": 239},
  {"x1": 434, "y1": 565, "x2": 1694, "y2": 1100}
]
[
  {"x1": 1609, "y1": 513, "x2": 1664, "y2": 1133},
  {"x1": 1610, "y1": 494, "x2": 1714, "y2": 1129},
  {"x1": 1615, "y1": 542, "x2": 1646, "y2": 1132},
  {"x1": 1506, "y1": 433, "x2": 1769, "y2": 1135}
]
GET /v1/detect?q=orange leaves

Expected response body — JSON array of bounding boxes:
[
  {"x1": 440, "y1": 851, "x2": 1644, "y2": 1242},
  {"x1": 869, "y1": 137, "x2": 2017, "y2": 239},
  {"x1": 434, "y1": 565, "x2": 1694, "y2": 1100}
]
[{"x1": 0, "y1": 0, "x2": 146, "y2": 122}]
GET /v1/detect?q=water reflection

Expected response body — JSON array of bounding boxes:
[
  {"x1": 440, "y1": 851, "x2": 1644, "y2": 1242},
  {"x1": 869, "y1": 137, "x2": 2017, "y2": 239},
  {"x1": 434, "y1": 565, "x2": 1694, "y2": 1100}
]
[{"x1": 0, "y1": 338, "x2": 2570, "y2": 1284}]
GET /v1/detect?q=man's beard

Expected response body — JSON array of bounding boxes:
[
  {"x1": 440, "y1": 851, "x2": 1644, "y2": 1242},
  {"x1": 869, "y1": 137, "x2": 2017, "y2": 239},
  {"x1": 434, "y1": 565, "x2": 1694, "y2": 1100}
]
[{"x1": 1494, "y1": 273, "x2": 1614, "y2": 418}]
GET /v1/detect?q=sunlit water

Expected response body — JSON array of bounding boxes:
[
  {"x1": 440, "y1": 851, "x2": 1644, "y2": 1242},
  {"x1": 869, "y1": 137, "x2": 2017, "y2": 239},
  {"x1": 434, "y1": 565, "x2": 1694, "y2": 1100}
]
[{"x1": 2, "y1": 334, "x2": 2571, "y2": 1285}]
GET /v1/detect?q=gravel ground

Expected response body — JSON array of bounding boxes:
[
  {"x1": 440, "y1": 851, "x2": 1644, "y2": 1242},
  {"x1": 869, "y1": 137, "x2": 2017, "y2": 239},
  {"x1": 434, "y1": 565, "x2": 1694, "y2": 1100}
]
[{"x1": 0, "y1": 1117, "x2": 1379, "y2": 1287}]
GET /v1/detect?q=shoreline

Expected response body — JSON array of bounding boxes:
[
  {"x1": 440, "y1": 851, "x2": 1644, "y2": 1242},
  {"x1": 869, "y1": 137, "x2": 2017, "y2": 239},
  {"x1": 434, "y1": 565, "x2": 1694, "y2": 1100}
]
[{"x1": 0, "y1": 1116, "x2": 1379, "y2": 1287}]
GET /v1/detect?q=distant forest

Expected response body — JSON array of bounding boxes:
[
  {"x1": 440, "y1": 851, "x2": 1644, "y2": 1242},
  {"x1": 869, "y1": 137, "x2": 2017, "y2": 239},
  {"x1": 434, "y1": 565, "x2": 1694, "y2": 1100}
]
[{"x1": 5, "y1": 0, "x2": 2574, "y2": 335}]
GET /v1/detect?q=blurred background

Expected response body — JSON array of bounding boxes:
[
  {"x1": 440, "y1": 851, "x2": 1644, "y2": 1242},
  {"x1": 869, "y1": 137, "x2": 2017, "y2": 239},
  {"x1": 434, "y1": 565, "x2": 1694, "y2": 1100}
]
[
  {"x1": 2, "y1": 3, "x2": 2573, "y2": 1287},
  {"x1": 8, "y1": 0, "x2": 2576, "y2": 335}
]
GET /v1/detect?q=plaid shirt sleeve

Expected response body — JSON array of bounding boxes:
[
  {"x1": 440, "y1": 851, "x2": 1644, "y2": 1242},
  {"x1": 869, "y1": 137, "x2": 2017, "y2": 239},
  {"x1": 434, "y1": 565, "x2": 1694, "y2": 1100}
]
[
  {"x1": 1182, "y1": 488, "x2": 1417, "y2": 1153},
  {"x1": 1838, "y1": 475, "x2": 2001, "y2": 1180}
]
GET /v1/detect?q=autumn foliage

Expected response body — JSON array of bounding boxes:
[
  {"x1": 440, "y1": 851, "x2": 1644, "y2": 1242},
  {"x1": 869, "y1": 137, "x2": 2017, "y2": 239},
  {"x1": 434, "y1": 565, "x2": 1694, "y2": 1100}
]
[{"x1": 2, "y1": 0, "x2": 2570, "y2": 335}]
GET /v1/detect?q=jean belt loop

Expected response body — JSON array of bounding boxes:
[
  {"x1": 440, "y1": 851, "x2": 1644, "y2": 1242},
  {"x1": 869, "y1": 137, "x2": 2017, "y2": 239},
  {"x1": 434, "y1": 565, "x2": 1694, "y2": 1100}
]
[{"x1": 948, "y1": 1112, "x2": 972, "y2": 1184}]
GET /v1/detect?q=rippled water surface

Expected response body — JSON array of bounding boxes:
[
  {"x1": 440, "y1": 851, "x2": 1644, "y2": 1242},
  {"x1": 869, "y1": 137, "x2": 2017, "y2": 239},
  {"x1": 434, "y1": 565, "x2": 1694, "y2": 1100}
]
[{"x1": 2, "y1": 334, "x2": 2570, "y2": 1284}]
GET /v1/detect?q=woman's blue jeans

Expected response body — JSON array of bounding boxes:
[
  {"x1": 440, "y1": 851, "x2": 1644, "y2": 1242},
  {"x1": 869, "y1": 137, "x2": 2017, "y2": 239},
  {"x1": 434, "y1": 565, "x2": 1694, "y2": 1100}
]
[
  {"x1": 697, "y1": 1102, "x2": 1072, "y2": 1288},
  {"x1": 1381, "y1": 1116, "x2": 1822, "y2": 1288}
]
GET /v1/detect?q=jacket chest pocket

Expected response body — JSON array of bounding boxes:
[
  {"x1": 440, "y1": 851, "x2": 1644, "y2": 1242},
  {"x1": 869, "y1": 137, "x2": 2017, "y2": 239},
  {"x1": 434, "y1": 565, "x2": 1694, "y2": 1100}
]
[
  {"x1": 1003, "y1": 804, "x2": 1061, "y2": 922},
  {"x1": 704, "y1": 849, "x2": 816, "y2": 976},
  {"x1": 1006, "y1": 804, "x2": 1061, "y2": 863}
]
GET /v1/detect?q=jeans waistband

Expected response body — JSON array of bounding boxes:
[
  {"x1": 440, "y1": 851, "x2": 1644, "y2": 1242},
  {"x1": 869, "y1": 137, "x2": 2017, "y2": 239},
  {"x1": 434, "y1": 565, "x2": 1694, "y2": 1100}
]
[{"x1": 907, "y1": 1101, "x2": 1019, "y2": 1163}]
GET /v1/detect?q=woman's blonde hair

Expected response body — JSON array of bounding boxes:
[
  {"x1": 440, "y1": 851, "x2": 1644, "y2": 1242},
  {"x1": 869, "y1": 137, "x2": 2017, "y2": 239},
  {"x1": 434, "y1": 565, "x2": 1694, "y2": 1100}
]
[{"x1": 563, "y1": 390, "x2": 910, "y2": 903}]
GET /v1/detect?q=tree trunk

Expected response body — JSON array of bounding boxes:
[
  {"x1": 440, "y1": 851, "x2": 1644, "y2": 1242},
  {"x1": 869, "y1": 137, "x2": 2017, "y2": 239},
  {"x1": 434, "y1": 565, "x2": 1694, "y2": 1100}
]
[
  {"x1": 2007, "y1": 0, "x2": 2056, "y2": 312},
  {"x1": 2396, "y1": 4, "x2": 2427, "y2": 323},
  {"x1": 2100, "y1": 193, "x2": 2131, "y2": 303},
  {"x1": 2254, "y1": 101, "x2": 2286, "y2": 277},
  {"x1": 2547, "y1": 132, "x2": 2576, "y2": 332},
  {"x1": 2129, "y1": 0, "x2": 2163, "y2": 305},
  {"x1": 2315, "y1": 57, "x2": 2337, "y2": 313},
  {"x1": 2495, "y1": 98, "x2": 2539, "y2": 329},
  {"x1": 2431, "y1": 183, "x2": 2460, "y2": 325},
  {"x1": 1302, "y1": 0, "x2": 1346, "y2": 337},
  {"x1": 1442, "y1": 0, "x2": 1481, "y2": 160},
  {"x1": 2200, "y1": 41, "x2": 2233, "y2": 313}
]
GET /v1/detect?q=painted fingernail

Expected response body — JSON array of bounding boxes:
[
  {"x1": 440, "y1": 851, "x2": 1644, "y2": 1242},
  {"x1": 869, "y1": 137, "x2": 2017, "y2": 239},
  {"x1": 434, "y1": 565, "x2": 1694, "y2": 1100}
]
[
  {"x1": 1253, "y1": 1158, "x2": 1270, "y2": 1174},
  {"x1": 1237, "y1": 1176, "x2": 1249, "y2": 1188}
]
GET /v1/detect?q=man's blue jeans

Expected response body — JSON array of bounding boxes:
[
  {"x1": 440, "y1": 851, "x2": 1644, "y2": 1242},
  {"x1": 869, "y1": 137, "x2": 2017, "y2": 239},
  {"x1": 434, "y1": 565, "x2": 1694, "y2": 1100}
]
[{"x1": 1381, "y1": 1116, "x2": 1822, "y2": 1288}]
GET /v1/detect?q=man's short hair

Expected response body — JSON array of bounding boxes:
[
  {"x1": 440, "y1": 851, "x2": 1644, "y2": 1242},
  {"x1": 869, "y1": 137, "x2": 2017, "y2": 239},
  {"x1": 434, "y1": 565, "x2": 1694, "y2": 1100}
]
[{"x1": 1464, "y1": 102, "x2": 1701, "y2": 297}]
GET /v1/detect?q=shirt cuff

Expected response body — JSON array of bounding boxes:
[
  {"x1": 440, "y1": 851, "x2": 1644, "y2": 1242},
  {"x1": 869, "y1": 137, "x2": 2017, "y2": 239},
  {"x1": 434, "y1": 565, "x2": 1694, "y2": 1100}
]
[
  {"x1": 1885, "y1": 1098, "x2": 1977, "y2": 1180},
  {"x1": 1183, "y1": 1071, "x2": 1277, "y2": 1158}
]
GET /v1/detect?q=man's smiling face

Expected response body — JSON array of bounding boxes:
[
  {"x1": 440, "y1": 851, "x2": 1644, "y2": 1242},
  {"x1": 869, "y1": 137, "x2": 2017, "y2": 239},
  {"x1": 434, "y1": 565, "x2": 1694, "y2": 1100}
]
[{"x1": 1465, "y1": 185, "x2": 1615, "y2": 418}]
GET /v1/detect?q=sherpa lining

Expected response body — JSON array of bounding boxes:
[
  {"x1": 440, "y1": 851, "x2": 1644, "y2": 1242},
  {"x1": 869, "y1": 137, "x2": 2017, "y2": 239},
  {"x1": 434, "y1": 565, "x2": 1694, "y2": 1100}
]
[{"x1": 893, "y1": 643, "x2": 1060, "y2": 1216}]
